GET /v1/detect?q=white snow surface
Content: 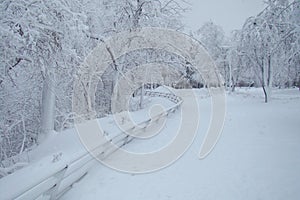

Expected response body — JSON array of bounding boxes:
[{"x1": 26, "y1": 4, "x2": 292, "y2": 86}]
[
  {"x1": 1, "y1": 88, "x2": 299, "y2": 200},
  {"x1": 59, "y1": 88, "x2": 300, "y2": 200}
]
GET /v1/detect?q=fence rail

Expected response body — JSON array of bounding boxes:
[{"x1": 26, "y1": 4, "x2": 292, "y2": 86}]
[{"x1": 0, "y1": 87, "x2": 182, "y2": 200}]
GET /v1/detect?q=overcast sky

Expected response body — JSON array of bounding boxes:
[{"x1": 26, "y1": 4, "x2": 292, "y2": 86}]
[{"x1": 182, "y1": 0, "x2": 266, "y2": 35}]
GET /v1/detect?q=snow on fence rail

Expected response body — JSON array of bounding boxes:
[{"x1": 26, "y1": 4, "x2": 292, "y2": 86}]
[
  {"x1": 144, "y1": 91, "x2": 182, "y2": 104},
  {"x1": 0, "y1": 88, "x2": 182, "y2": 200}
]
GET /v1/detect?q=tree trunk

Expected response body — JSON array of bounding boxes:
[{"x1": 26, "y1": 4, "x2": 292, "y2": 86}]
[
  {"x1": 231, "y1": 82, "x2": 236, "y2": 92},
  {"x1": 267, "y1": 54, "x2": 272, "y2": 94},
  {"x1": 261, "y1": 56, "x2": 272, "y2": 103},
  {"x1": 139, "y1": 83, "x2": 144, "y2": 109},
  {"x1": 39, "y1": 73, "x2": 56, "y2": 143},
  {"x1": 262, "y1": 86, "x2": 268, "y2": 103}
]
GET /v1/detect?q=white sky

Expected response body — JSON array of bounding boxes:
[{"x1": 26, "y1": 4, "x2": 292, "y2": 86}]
[{"x1": 182, "y1": 0, "x2": 266, "y2": 35}]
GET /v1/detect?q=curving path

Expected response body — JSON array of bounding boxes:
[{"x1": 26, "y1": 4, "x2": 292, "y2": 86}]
[{"x1": 60, "y1": 88, "x2": 300, "y2": 200}]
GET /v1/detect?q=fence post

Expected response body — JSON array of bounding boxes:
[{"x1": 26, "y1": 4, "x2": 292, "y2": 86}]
[{"x1": 46, "y1": 165, "x2": 68, "y2": 200}]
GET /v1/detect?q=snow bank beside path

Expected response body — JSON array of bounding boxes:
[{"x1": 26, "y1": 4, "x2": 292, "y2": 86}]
[{"x1": 0, "y1": 95, "x2": 176, "y2": 198}]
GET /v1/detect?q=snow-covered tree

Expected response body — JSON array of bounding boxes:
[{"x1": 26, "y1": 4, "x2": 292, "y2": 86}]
[
  {"x1": 194, "y1": 21, "x2": 229, "y2": 87},
  {"x1": 0, "y1": 0, "x2": 188, "y2": 174},
  {"x1": 240, "y1": 0, "x2": 299, "y2": 102},
  {"x1": 0, "y1": 0, "x2": 90, "y2": 171},
  {"x1": 90, "y1": 0, "x2": 189, "y2": 114}
]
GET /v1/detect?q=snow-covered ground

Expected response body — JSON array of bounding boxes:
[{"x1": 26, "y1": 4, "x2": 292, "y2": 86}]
[
  {"x1": 1, "y1": 88, "x2": 299, "y2": 200},
  {"x1": 0, "y1": 88, "x2": 180, "y2": 199},
  {"x1": 59, "y1": 88, "x2": 300, "y2": 200}
]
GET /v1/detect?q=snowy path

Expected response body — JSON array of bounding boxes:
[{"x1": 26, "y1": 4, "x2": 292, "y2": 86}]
[{"x1": 60, "y1": 88, "x2": 300, "y2": 200}]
